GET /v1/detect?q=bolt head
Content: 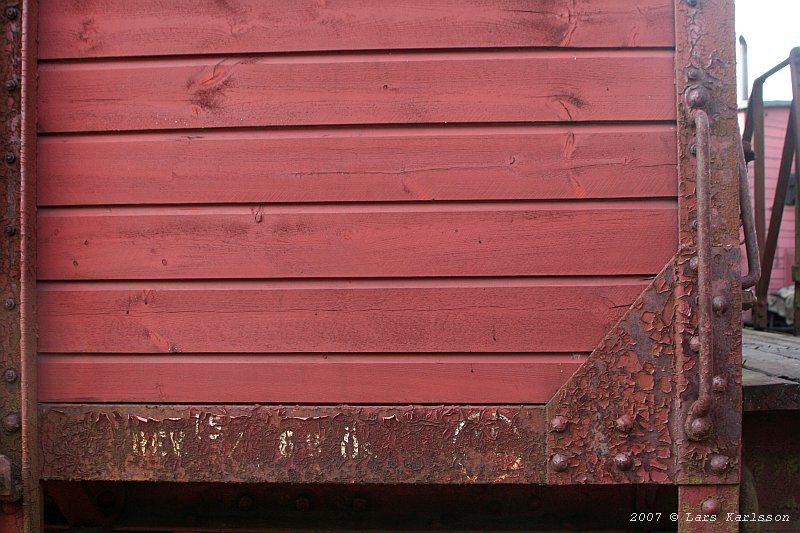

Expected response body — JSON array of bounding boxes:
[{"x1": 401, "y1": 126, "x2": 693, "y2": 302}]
[
  {"x1": 3, "y1": 298, "x2": 15, "y2": 311},
  {"x1": 295, "y1": 495, "x2": 312, "y2": 512},
  {"x1": 709, "y1": 454, "x2": 729, "y2": 474},
  {"x1": 688, "y1": 416, "x2": 712, "y2": 441},
  {"x1": 5, "y1": 79, "x2": 18, "y2": 92},
  {"x1": 5, "y1": 152, "x2": 16, "y2": 164},
  {"x1": 613, "y1": 453, "x2": 634, "y2": 472},
  {"x1": 688, "y1": 336, "x2": 701, "y2": 352},
  {"x1": 685, "y1": 0, "x2": 698, "y2": 6},
  {"x1": 5, "y1": 225, "x2": 16, "y2": 237},
  {"x1": 550, "y1": 415, "x2": 568, "y2": 433},
  {"x1": 3, "y1": 368, "x2": 17, "y2": 383},
  {"x1": 615, "y1": 414, "x2": 634, "y2": 433},
  {"x1": 550, "y1": 453, "x2": 569, "y2": 472},
  {"x1": 2, "y1": 413, "x2": 20, "y2": 432},
  {"x1": 712, "y1": 296, "x2": 729, "y2": 315},
  {"x1": 686, "y1": 87, "x2": 707, "y2": 108},
  {"x1": 688, "y1": 256, "x2": 699, "y2": 271},
  {"x1": 701, "y1": 497, "x2": 721, "y2": 515},
  {"x1": 5, "y1": 6, "x2": 18, "y2": 20},
  {"x1": 712, "y1": 375, "x2": 727, "y2": 393},
  {"x1": 237, "y1": 495, "x2": 253, "y2": 511},
  {"x1": 687, "y1": 67, "x2": 701, "y2": 81},
  {"x1": 352, "y1": 496, "x2": 369, "y2": 512}
]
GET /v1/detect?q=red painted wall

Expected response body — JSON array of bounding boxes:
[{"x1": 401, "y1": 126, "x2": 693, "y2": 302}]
[{"x1": 35, "y1": 0, "x2": 679, "y2": 404}]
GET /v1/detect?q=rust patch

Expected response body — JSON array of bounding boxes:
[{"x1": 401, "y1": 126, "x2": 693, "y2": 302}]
[
  {"x1": 40, "y1": 405, "x2": 546, "y2": 484},
  {"x1": 547, "y1": 258, "x2": 677, "y2": 484}
]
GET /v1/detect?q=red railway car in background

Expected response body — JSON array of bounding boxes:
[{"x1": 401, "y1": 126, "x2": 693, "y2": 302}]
[{"x1": 0, "y1": 1, "x2": 785, "y2": 531}]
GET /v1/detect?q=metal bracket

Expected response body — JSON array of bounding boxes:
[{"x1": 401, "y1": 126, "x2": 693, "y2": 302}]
[{"x1": 0, "y1": 454, "x2": 21, "y2": 501}]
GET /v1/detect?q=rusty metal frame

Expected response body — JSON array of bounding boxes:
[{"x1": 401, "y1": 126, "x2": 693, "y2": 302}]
[{"x1": 0, "y1": 1, "x2": 38, "y2": 531}]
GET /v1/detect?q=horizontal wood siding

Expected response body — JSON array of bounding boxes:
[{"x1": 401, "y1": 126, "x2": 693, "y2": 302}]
[
  {"x1": 38, "y1": 125, "x2": 677, "y2": 206},
  {"x1": 38, "y1": 52, "x2": 676, "y2": 133},
  {"x1": 38, "y1": 354, "x2": 585, "y2": 403},
  {"x1": 38, "y1": 0, "x2": 675, "y2": 59},
  {"x1": 38, "y1": 202, "x2": 677, "y2": 280},
  {"x1": 37, "y1": 280, "x2": 646, "y2": 353},
  {"x1": 36, "y1": 1, "x2": 677, "y2": 404}
]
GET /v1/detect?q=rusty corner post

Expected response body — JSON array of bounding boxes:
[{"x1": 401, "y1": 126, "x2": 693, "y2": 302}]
[
  {"x1": 0, "y1": 1, "x2": 39, "y2": 532},
  {"x1": 674, "y1": 0, "x2": 742, "y2": 531}
]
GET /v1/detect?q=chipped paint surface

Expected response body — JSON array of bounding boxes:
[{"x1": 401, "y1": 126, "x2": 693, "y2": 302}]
[
  {"x1": 546, "y1": 258, "x2": 678, "y2": 484},
  {"x1": 40, "y1": 405, "x2": 546, "y2": 484}
]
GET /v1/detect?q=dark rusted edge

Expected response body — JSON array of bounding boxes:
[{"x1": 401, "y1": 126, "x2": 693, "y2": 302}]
[
  {"x1": 545, "y1": 257, "x2": 678, "y2": 484},
  {"x1": 19, "y1": 0, "x2": 40, "y2": 530},
  {"x1": 39, "y1": 405, "x2": 546, "y2": 484},
  {"x1": 673, "y1": 0, "x2": 741, "y2": 484},
  {"x1": 1, "y1": 0, "x2": 37, "y2": 529}
]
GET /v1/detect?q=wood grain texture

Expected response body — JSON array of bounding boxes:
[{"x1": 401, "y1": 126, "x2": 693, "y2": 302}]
[
  {"x1": 37, "y1": 0, "x2": 675, "y2": 60},
  {"x1": 38, "y1": 354, "x2": 585, "y2": 403},
  {"x1": 37, "y1": 51, "x2": 676, "y2": 132},
  {"x1": 37, "y1": 202, "x2": 677, "y2": 280},
  {"x1": 37, "y1": 125, "x2": 678, "y2": 205},
  {"x1": 37, "y1": 279, "x2": 647, "y2": 353}
]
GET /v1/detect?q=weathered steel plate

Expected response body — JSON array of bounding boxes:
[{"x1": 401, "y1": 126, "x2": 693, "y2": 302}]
[{"x1": 40, "y1": 405, "x2": 546, "y2": 484}]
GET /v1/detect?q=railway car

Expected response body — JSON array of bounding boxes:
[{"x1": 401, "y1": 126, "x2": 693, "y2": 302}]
[{"x1": 2, "y1": 0, "x2": 794, "y2": 531}]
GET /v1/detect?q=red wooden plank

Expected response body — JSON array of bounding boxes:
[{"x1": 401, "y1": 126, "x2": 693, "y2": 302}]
[
  {"x1": 37, "y1": 0, "x2": 675, "y2": 60},
  {"x1": 38, "y1": 354, "x2": 584, "y2": 403},
  {"x1": 37, "y1": 201, "x2": 677, "y2": 280},
  {"x1": 37, "y1": 125, "x2": 678, "y2": 205},
  {"x1": 37, "y1": 279, "x2": 646, "y2": 353},
  {"x1": 37, "y1": 51, "x2": 676, "y2": 132}
]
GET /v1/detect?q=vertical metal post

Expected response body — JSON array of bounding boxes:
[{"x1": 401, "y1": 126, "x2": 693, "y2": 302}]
[
  {"x1": 790, "y1": 48, "x2": 800, "y2": 336},
  {"x1": 752, "y1": 86, "x2": 768, "y2": 330}
]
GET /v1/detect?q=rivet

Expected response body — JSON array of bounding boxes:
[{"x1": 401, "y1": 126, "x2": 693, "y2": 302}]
[
  {"x1": 5, "y1": 79, "x2": 18, "y2": 92},
  {"x1": 712, "y1": 296, "x2": 729, "y2": 315},
  {"x1": 615, "y1": 414, "x2": 634, "y2": 433},
  {"x1": 4, "y1": 152, "x2": 16, "y2": 164},
  {"x1": 690, "y1": 219, "x2": 698, "y2": 231},
  {"x1": 613, "y1": 453, "x2": 634, "y2": 472},
  {"x1": 550, "y1": 415, "x2": 568, "y2": 433},
  {"x1": 295, "y1": 495, "x2": 312, "y2": 512},
  {"x1": 689, "y1": 256, "x2": 699, "y2": 271},
  {"x1": 709, "y1": 454, "x2": 729, "y2": 474},
  {"x1": 685, "y1": 0, "x2": 698, "y2": 6},
  {"x1": 550, "y1": 453, "x2": 569, "y2": 472},
  {"x1": 688, "y1": 416, "x2": 712, "y2": 441},
  {"x1": 4, "y1": 6, "x2": 18, "y2": 20},
  {"x1": 2, "y1": 413, "x2": 20, "y2": 432},
  {"x1": 237, "y1": 495, "x2": 253, "y2": 511},
  {"x1": 352, "y1": 496, "x2": 369, "y2": 512},
  {"x1": 3, "y1": 298, "x2": 15, "y2": 310},
  {"x1": 701, "y1": 497, "x2": 721, "y2": 515},
  {"x1": 689, "y1": 143, "x2": 697, "y2": 156},
  {"x1": 688, "y1": 336, "x2": 701, "y2": 352},
  {"x1": 4, "y1": 225, "x2": 16, "y2": 237},
  {"x1": 712, "y1": 375, "x2": 727, "y2": 393},
  {"x1": 686, "y1": 87, "x2": 707, "y2": 108},
  {"x1": 687, "y1": 67, "x2": 701, "y2": 81},
  {"x1": 3, "y1": 368, "x2": 17, "y2": 383}
]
